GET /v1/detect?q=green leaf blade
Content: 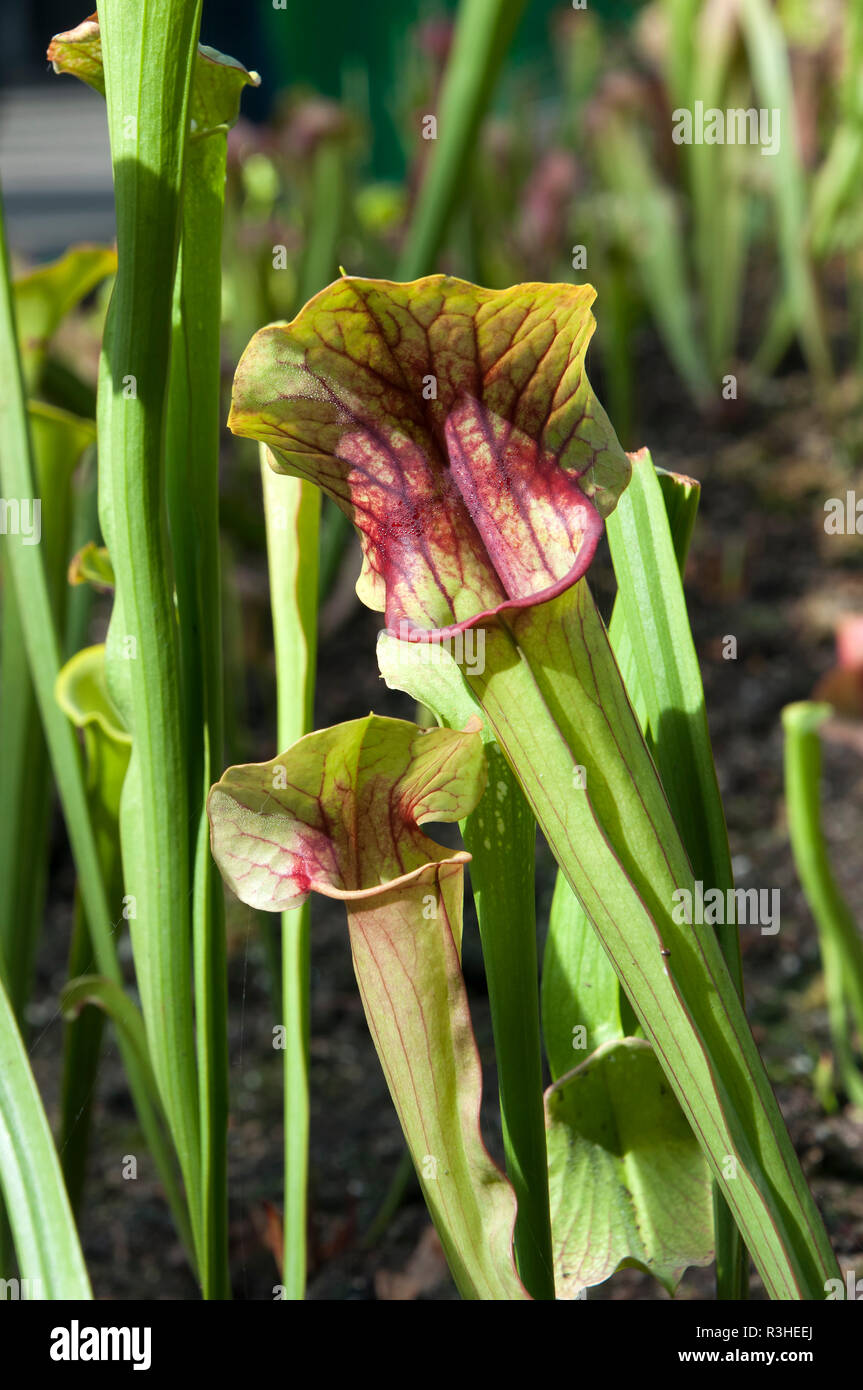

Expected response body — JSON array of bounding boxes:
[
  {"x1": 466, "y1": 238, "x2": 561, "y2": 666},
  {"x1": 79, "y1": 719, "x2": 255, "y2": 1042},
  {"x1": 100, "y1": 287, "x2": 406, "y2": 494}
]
[
  {"x1": 0, "y1": 972, "x2": 91, "y2": 1299},
  {"x1": 467, "y1": 593, "x2": 838, "y2": 1301},
  {"x1": 547, "y1": 1039, "x2": 713, "y2": 1299}
]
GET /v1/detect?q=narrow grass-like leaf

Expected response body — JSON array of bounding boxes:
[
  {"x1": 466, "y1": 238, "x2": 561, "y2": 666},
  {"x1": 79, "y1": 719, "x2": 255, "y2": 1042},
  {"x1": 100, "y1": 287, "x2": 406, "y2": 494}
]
[
  {"x1": 91, "y1": 0, "x2": 205, "y2": 1281},
  {"x1": 260, "y1": 449, "x2": 320, "y2": 1300},
  {"x1": 0, "y1": 970, "x2": 91, "y2": 1299},
  {"x1": 60, "y1": 896, "x2": 105, "y2": 1219},
  {"x1": 61, "y1": 975, "x2": 159, "y2": 1104},
  {"x1": 660, "y1": 0, "x2": 701, "y2": 111},
  {"x1": 0, "y1": 183, "x2": 194, "y2": 1278},
  {"x1": 55, "y1": 643, "x2": 129, "y2": 1217},
  {"x1": 783, "y1": 703, "x2": 863, "y2": 1108},
  {"x1": 607, "y1": 450, "x2": 740, "y2": 990},
  {"x1": 166, "y1": 41, "x2": 258, "y2": 1305},
  {"x1": 298, "y1": 139, "x2": 348, "y2": 310},
  {"x1": 757, "y1": 2, "x2": 863, "y2": 374},
  {"x1": 687, "y1": 5, "x2": 749, "y2": 377},
  {"x1": 0, "y1": 244, "x2": 111, "y2": 1029},
  {"x1": 810, "y1": 0, "x2": 863, "y2": 261},
  {"x1": 606, "y1": 449, "x2": 746, "y2": 1298},
  {"x1": 60, "y1": 970, "x2": 193, "y2": 1255},
  {"x1": 64, "y1": 452, "x2": 100, "y2": 659},
  {"x1": 54, "y1": 643, "x2": 191, "y2": 1250},
  {"x1": 0, "y1": 406, "x2": 95, "y2": 1021}
]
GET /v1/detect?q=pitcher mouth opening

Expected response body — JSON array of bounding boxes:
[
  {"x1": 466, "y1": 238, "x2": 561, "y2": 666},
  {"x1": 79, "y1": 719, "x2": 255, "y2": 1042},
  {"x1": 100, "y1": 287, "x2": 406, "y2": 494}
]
[{"x1": 384, "y1": 517, "x2": 603, "y2": 644}]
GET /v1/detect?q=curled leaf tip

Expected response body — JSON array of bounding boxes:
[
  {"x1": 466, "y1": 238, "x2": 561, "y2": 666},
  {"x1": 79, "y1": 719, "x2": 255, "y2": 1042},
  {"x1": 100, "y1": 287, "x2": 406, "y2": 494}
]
[
  {"x1": 208, "y1": 715, "x2": 527, "y2": 1299},
  {"x1": 49, "y1": 17, "x2": 258, "y2": 129},
  {"x1": 208, "y1": 714, "x2": 486, "y2": 913},
  {"x1": 229, "y1": 274, "x2": 630, "y2": 638}
]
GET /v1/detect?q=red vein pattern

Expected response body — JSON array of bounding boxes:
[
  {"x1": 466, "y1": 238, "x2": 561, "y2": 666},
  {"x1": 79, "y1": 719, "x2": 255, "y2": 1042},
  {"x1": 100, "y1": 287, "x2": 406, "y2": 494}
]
[
  {"x1": 207, "y1": 716, "x2": 528, "y2": 1299},
  {"x1": 229, "y1": 275, "x2": 630, "y2": 638}
]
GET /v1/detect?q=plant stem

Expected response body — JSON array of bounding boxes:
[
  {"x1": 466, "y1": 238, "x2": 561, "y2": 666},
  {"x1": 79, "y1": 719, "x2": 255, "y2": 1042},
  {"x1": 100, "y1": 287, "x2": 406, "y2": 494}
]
[
  {"x1": 361, "y1": 1149, "x2": 415, "y2": 1248},
  {"x1": 259, "y1": 119, "x2": 345, "y2": 1298},
  {"x1": 376, "y1": 637, "x2": 554, "y2": 1295},
  {"x1": 60, "y1": 893, "x2": 106, "y2": 1217},
  {"x1": 97, "y1": 0, "x2": 204, "y2": 1281},
  {"x1": 607, "y1": 454, "x2": 747, "y2": 1300},
  {"x1": 783, "y1": 703, "x2": 863, "y2": 1107},
  {"x1": 0, "y1": 181, "x2": 191, "y2": 1269},
  {"x1": 260, "y1": 450, "x2": 320, "y2": 1299},
  {"x1": 166, "y1": 128, "x2": 231, "y2": 1299},
  {"x1": 461, "y1": 747, "x2": 554, "y2": 1299},
  {"x1": 0, "y1": 969, "x2": 91, "y2": 1298},
  {"x1": 0, "y1": 411, "x2": 90, "y2": 1023}
]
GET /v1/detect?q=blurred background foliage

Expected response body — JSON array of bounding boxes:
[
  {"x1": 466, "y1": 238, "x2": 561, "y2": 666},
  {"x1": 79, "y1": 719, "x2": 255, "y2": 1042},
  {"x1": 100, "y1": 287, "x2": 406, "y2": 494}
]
[
  {"x1": 4, "y1": 0, "x2": 862, "y2": 792},
  {"x1": 218, "y1": 0, "x2": 862, "y2": 443},
  {"x1": 5, "y1": 0, "x2": 863, "y2": 772},
  {"x1": 5, "y1": 0, "x2": 861, "y2": 443}
]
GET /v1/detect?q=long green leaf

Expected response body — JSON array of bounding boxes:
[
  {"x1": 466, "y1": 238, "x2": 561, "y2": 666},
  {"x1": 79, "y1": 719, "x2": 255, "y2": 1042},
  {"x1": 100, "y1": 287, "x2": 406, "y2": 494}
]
[
  {"x1": 166, "y1": 46, "x2": 258, "y2": 1306},
  {"x1": 593, "y1": 120, "x2": 712, "y2": 403},
  {"x1": 55, "y1": 642, "x2": 129, "y2": 1221},
  {"x1": 0, "y1": 183, "x2": 193, "y2": 1284},
  {"x1": 95, "y1": 0, "x2": 204, "y2": 1281},
  {"x1": 0, "y1": 406, "x2": 95, "y2": 1022},
  {"x1": 61, "y1": 975, "x2": 159, "y2": 1099},
  {"x1": 607, "y1": 451, "x2": 740, "y2": 989},
  {"x1": 54, "y1": 643, "x2": 190, "y2": 1254},
  {"x1": 260, "y1": 450, "x2": 320, "y2": 1300},
  {"x1": 0, "y1": 246, "x2": 111, "y2": 1031},
  {"x1": 783, "y1": 703, "x2": 863, "y2": 1108},
  {"x1": 466, "y1": 587, "x2": 838, "y2": 1299},
  {"x1": 0, "y1": 970, "x2": 91, "y2": 1299},
  {"x1": 606, "y1": 450, "x2": 746, "y2": 1298},
  {"x1": 59, "y1": 971, "x2": 194, "y2": 1256}
]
